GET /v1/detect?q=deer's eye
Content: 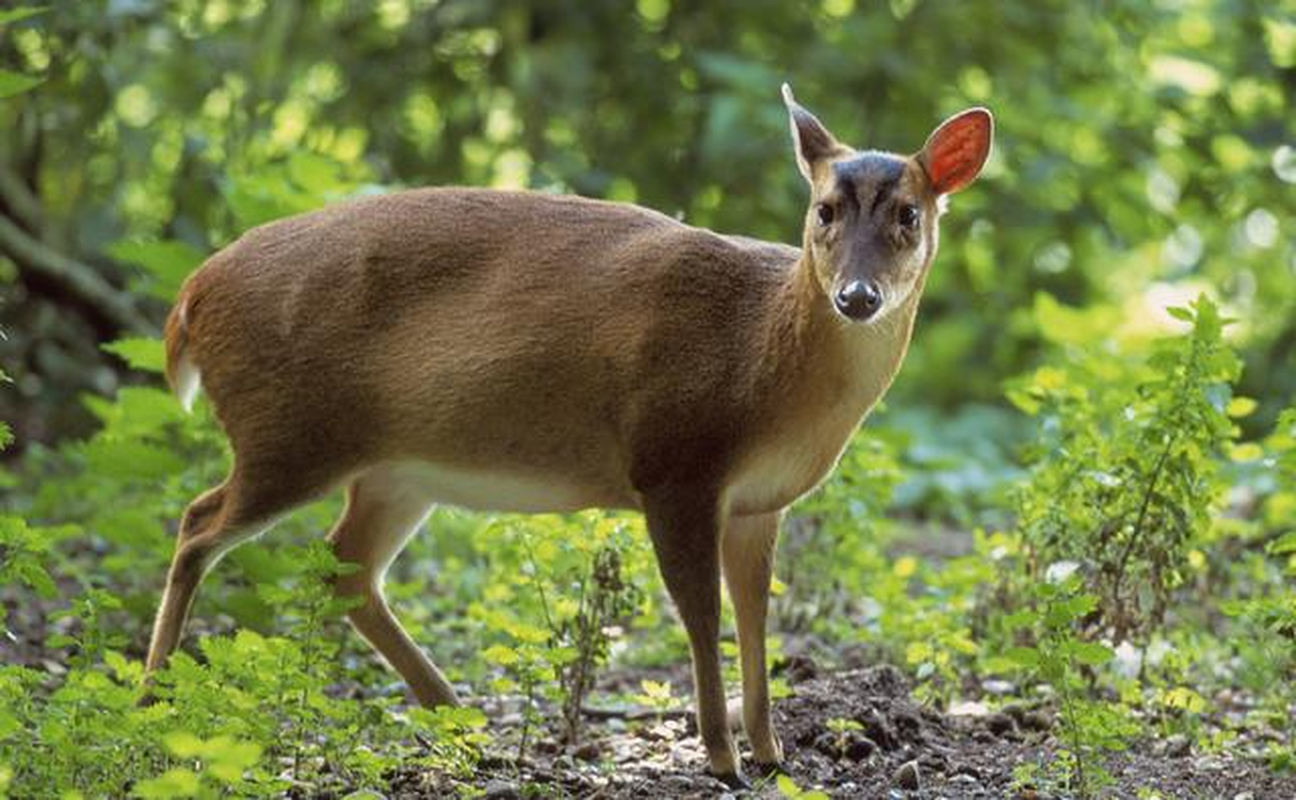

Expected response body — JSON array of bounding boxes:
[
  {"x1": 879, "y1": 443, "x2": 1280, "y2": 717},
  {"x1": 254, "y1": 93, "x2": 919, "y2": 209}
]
[
  {"x1": 898, "y1": 204, "x2": 920, "y2": 230},
  {"x1": 816, "y1": 203, "x2": 835, "y2": 226}
]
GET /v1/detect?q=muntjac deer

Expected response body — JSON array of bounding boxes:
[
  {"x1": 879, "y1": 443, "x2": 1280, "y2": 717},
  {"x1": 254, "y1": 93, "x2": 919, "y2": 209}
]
[{"x1": 144, "y1": 84, "x2": 992, "y2": 785}]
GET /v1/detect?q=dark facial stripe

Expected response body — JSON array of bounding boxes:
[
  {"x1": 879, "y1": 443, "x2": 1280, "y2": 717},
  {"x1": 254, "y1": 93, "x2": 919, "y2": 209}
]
[
  {"x1": 832, "y1": 152, "x2": 906, "y2": 216},
  {"x1": 869, "y1": 177, "x2": 899, "y2": 216}
]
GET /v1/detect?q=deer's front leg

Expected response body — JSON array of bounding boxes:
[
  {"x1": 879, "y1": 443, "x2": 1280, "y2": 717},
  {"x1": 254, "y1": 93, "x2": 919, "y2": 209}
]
[
  {"x1": 642, "y1": 488, "x2": 742, "y2": 785},
  {"x1": 722, "y1": 511, "x2": 783, "y2": 767}
]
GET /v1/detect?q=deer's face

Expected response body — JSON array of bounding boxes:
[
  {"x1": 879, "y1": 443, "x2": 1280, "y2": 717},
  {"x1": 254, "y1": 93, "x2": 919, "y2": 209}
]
[
  {"x1": 783, "y1": 85, "x2": 993, "y2": 325},
  {"x1": 804, "y1": 152, "x2": 939, "y2": 323}
]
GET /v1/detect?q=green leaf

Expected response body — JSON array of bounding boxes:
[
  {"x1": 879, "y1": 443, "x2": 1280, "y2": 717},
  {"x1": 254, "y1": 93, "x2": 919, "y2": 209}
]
[
  {"x1": 205, "y1": 736, "x2": 262, "y2": 781},
  {"x1": 102, "y1": 337, "x2": 167, "y2": 374},
  {"x1": 108, "y1": 239, "x2": 205, "y2": 300},
  {"x1": 482, "y1": 644, "x2": 518, "y2": 666},
  {"x1": 1269, "y1": 531, "x2": 1296, "y2": 555},
  {"x1": 0, "y1": 7, "x2": 47, "y2": 26},
  {"x1": 1004, "y1": 646, "x2": 1040, "y2": 668},
  {"x1": 288, "y1": 151, "x2": 348, "y2": 195},
  {"x1": 439, "y1": 706, "x2": 487, "y2": 729},
  {"x1": 1226, "y1": 397, "x2": 1258, "y2": 418},
  {"x1": 133, "y1": 767, "x2": 200, "y2": 798},
  {"x1": 0, "y1": 711, "x2": 20, "y2": 740},
  {"x1": 83, "y1": 439, "x2": 184, "y2": 480},
  {"x1": 1066, "y1": 640, "x2": 1115, "y2": 666},
  {"x1": 163, "y1": 730, "x2": 205, "y2": 759},
  {"x1": 1162, "y1": 686, "x2": 1207, "y2": 713},
  {"x1": 0, "y1": 69, "x2": 42, "y2": 99}
]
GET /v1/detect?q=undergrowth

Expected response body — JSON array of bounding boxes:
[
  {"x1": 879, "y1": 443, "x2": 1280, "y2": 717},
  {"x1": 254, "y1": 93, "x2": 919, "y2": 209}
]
[{"x1": 1, "y1": 292, "x2": 1292, "y2": 796}]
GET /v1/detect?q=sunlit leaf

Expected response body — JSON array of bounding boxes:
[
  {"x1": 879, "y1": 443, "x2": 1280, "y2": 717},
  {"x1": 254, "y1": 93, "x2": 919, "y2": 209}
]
[
  {"x1": 102, "y1": 337, "x2": 166, "y2": 374},
  {"x1": 0, "y1": 7, "x2": 46, "y2": 26},
  {"x1": 109, "y1": 239, "x2": 205, "y2": 300},
  {"x1": 0, "y1": 69, "x2": 42, "y2": 98}
]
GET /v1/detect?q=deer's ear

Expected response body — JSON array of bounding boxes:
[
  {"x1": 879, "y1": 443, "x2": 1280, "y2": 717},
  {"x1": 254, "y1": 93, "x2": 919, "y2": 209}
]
[
  {"x1": 919, "y1": 107, "x2": 993, "y2": 195},
  {"x1": 782, "y1": 83, "x2": 840, "y2": 182}
]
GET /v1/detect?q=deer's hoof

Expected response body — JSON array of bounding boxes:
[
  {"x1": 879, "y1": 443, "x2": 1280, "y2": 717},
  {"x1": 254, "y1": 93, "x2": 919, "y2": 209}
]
[{"x1": 709, "y1": 769, "x2": 752, "y2": 791}]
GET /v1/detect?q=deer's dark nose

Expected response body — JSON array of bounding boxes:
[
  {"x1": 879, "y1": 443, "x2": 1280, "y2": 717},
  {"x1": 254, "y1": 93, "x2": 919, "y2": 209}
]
[{"x1": 833, "y1": 280, "x2": 883, "y2": 321}]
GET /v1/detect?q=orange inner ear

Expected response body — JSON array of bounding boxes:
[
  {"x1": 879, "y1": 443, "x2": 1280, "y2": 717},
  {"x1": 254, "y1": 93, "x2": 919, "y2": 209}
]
[{"x1": 928, "y1": 118, "x2": 988, "y2": 194}]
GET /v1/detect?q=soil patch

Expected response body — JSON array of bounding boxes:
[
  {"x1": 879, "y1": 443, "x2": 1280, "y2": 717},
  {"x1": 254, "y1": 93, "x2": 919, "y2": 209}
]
[{"x1": 398, "y1": 665, "x2": 1296, "y2": 799}]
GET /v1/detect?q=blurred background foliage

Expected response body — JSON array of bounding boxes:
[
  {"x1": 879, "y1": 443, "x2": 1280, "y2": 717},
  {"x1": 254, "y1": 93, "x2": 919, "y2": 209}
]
[{"x1": 0, "y1": 0, "x2": 1292, "y2": 448}]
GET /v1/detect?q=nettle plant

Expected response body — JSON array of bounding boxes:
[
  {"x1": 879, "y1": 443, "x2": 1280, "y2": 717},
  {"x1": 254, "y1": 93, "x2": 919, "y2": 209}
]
[
  {"x1": 1004, "y1": 572, "x2": 1139, "y2": 798},
  {"x1": 1223, "y1": 406, "x2": 1296, "y2": 770},
  {"x1": 1008, "y1": 295, "x2": 1244, "y2": 640},
  {"x1": 473, "y1": 512, "x2": 653, "y2": 750}
]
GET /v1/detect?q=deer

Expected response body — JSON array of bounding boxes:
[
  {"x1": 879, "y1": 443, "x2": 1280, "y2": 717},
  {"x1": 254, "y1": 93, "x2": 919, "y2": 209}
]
[{"x1": 142, "y1": 83, "x2": 992, "y2": 787}]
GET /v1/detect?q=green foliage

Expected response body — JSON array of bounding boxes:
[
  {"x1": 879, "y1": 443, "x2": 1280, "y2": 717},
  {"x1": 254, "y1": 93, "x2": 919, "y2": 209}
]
[
  {"x1": 132, "y1": 733, "x2": 263, "y2": 800},
  {"x1": 776, "y1": 772, "x2": 829, "y2": 800},
  {"x1": 1003, "y1": 574, "x2": 1140, "y2": 797},
  {"x1": 2, "y1": 3, "x2": 1296, "y2": 795},
  {"x1": 0, "y1": 544, "x2": 460, "y2": 798},
  {"x1": 1219, "y1": 407, "x2": 1296, "y2": 770},
  {"x1": 475, "y1": 512, "x2": 651, "y2": 748},
  {"x1": 0, "y1": 514, "x2": 66, "y2": 601},
  {"x1": 1010, "y1": 295, "x2": 1243, "y2": 638},
  {"x1": 407, "y1": 705, "x2": 490, "y2": 779}
]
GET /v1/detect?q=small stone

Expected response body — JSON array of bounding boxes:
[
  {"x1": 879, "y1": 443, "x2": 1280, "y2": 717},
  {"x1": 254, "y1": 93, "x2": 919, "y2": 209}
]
[
  {"x1": 860, "y1": 710, "x2": 898, "y2": 750},
  {"x1": 1164, "y1": 733, "x2": 1191, "y2": 757},
  {"x1": 573, "y1": 741, "x2": 601, "y2": 761},
  {"x1": 483, "y1": 779, "x2": 520, "y2": 799},
  {"x1": 813, "y1": 731, "x2": 838, "y2": 756},
  {"x1": 986, "y1": 712, "x2": 1017, "y2": 737},
  {"x1": 982, "y1": 679, "x2": 1017, "y2": 696},
  {"x1": 779, "y1": 653, "x2": 819, "y2": 684},
  {"x1": 843, "y1": 732, "x2": 878, "y2": 761},
  {"x1": 551, "y1": 754, "x2": 576, "y2": 770},
  {"x1": 893, "y1": 759, "x2": 922, "y2": 792},
  {"x1": 1233, "y1": 792, "x2": 1256, "y2": 800},
  {"x1": 948, "y1": 773, "x2": 979, "y2": 786},
  {"x1": 948, "y1": 700, "x2": 990, "y2": 717},
  {"x1": 1021, "y1": 711, "x2": 1052, "y2": 732}
]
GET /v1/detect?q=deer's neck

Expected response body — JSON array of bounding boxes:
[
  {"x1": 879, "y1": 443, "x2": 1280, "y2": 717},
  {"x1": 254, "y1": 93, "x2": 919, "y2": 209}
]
[
  {"x1": 727, "y1": 255, "x2": 923, "y2": 514},
  {"x1": 760, "y1": 255, "x2": 923, "y2": 412}
]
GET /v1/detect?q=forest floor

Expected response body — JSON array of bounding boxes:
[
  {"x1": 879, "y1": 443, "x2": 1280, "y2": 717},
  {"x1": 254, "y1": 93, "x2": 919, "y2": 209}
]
[
  {"x1": 6, "y1": 530, "x2": 1292, "y2": 798},
  {"x1": 397, "y1": 663, "x2": 1296, "y2": 800},
  {"x1": 7, "y1": 586, "x2": 1295, "y2": 798}
]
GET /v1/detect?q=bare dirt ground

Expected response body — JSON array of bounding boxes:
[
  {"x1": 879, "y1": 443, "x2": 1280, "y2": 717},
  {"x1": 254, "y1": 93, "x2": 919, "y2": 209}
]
[{"x1": 397, "y1": 664, "x2": 1296, "y2": 799}]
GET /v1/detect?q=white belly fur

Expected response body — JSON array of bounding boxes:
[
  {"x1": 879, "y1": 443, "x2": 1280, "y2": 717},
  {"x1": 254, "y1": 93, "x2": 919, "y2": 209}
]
[{"x1": 375, "y1": 460, "x2": 627, "y2": 514}]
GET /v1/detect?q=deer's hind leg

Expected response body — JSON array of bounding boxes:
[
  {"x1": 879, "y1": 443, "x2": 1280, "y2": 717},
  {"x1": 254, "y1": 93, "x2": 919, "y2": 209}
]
[
  {"x1": 145, "y1": 434, "x2": 361, "y2": 677},
  {"x1": 146, "y1": 482, "x2": 238, "y2": 673},
  {"x1": 329, "y1": 465, "x2": 458, "y2": 707},
  {"x1": 145, "y1": 465, "x2": 310, "y2": 674}
]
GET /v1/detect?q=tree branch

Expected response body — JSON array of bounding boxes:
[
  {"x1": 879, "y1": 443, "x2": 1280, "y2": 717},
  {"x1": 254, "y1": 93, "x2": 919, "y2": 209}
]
[
  {"x1": 0, "y1": 213, "x2": 154, "y2": 335},
  {"x1": 0, "y1": 164, "x2": 41, "y2": 232}
]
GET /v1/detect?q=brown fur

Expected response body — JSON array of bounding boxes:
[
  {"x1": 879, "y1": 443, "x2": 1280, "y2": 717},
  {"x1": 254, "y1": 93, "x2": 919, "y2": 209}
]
[{"x1": 145, "y1": 88, "x2": 992, "y2": 783}]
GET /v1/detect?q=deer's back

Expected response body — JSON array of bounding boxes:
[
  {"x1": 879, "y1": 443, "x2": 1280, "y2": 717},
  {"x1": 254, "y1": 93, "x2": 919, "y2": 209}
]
[{"x1": 179, "y1": 188, "x2": 799, "y2": 504}]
